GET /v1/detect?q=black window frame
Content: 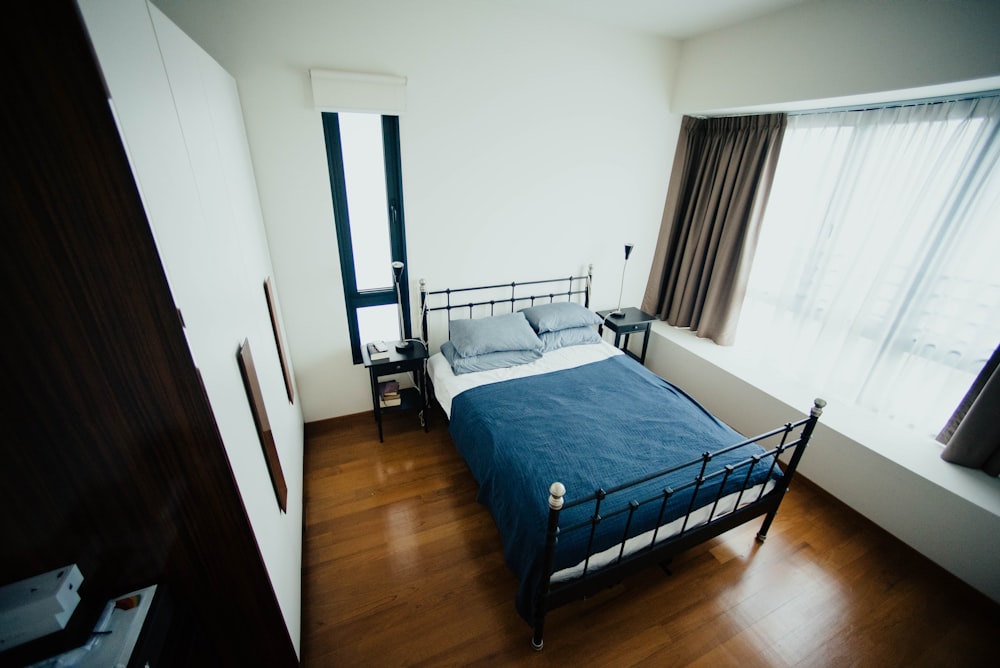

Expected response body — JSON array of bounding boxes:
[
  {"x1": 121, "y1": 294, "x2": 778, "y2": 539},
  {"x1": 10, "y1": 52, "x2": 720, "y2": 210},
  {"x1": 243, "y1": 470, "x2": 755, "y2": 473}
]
[{"x1": 321, "y1": 112, "x2": 410, "y2": 364}]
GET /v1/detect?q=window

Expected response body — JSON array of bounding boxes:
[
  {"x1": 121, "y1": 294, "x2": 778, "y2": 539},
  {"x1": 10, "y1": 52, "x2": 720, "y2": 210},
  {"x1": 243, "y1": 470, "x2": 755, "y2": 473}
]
[
  {"x1": 737, "y1": 95, "x2": 1000, "y2": 437},
  {"x1": 322, "y1": 112, "x2": 410, "y2": 364}
]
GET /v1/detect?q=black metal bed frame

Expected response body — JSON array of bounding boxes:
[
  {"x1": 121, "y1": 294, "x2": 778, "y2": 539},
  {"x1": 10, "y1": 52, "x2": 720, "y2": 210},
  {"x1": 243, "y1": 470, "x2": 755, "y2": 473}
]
[
  {"x1": 417, "y1": 268, "x2": 824, "y2": 651},
  {"x1": 531, "y1": 399, "x2": 824, "y2": 649},
  {"x1": 419, "y1": 265, "x2": 592, "y2": 343}
]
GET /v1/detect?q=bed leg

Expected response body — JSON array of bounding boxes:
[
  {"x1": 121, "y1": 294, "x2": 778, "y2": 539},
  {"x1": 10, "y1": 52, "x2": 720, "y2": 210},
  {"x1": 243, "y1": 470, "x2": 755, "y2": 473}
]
[
  {"x1": 531, "y1": 482, "x2": 565, "y2": 652},
  {"x1": 531, "y1": 627, "x2": 545, "y2": 651},
  {"x1": 756, "y1": 508, "x2": 778, "y2": 542},
  {"x1": 756, "y1": 399, "x2": 826, "y2": 544}
]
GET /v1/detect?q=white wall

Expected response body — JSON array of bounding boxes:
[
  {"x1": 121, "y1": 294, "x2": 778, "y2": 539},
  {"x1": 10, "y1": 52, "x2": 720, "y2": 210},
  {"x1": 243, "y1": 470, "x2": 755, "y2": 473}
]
[
  {"x1": 674, "y1": 0, "x2": 1000, "y2": 114},
  {"x1": 77, "y1": 0, "x2": 304, "y2": 653},
  {"x1": 152, "y1": 0, "x2": 680, "y2": 422}
]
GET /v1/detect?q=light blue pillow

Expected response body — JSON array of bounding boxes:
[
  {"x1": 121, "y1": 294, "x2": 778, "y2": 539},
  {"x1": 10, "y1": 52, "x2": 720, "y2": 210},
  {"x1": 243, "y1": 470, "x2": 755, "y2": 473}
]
[
  {"x1": 538, "y1": 325, "x2": 602, "y2": 352},
  {"x1": 440, "y1": 341, "x2": 542, "y2": 375},
  {"x1": 519, "y1": 302, "x2": 601, "y2": 334},
  {"x1": 449, "y1": 312, "x2": 542, "y2": 358}
]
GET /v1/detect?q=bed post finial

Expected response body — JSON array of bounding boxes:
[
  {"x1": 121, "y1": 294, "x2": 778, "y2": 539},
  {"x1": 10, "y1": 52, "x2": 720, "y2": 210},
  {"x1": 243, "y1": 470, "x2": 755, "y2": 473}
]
[
  {"x1": 811, "y1": 398, "x2": 827, "y2": 417},
  {"x1": 548, "y1": 482, "x2": 566, "y2": 510}
]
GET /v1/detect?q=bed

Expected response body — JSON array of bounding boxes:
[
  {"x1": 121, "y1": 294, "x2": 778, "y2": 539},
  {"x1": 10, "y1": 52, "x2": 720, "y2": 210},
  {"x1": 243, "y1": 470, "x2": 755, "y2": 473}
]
[{"x1": 419, "y1": 268, "x2": 824, "y2": 650}]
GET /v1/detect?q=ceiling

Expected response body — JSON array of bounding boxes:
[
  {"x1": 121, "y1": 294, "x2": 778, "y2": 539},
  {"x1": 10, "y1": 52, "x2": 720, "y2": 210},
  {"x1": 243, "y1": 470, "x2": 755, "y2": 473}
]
[{"x1": 498, "y1": 0, "x2": 811, "y2": 39}]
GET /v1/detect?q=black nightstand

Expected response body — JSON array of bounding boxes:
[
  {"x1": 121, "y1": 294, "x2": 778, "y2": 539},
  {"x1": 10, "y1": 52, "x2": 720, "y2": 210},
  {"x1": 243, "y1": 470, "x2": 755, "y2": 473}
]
[
  {"x1": 362, "y1": 341, "x2": 430, "y2": 442},
  {"x1": 596, "y1": 307, "x2": 656, "y2": 365}
]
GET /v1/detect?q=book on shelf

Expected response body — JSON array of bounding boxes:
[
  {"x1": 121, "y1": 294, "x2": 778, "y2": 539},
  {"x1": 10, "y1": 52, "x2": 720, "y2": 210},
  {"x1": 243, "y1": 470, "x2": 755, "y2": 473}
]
[
  {"x1": 367, "y1": 341, "x2": 390, "y2": 361},
  {"x1": 378, "y1": 380, "x2": 401, "y2": 407}
]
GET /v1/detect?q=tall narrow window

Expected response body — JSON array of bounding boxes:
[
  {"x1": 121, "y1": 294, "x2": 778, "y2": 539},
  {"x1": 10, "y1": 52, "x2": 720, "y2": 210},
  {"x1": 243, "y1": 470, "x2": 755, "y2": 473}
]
[{"x1": 322, "y1": 112, "x2": 409, "y2": 363}]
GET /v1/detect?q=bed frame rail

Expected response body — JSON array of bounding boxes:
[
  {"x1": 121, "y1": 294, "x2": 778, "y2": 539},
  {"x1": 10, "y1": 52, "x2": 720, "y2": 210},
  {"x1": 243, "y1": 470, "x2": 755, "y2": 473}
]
[
  {"x1": 419, "y1": 265, "x2": 593, "y2": 344},
  {"x1": 530, "y1": 398, "x2": 826, "y2": 650}
]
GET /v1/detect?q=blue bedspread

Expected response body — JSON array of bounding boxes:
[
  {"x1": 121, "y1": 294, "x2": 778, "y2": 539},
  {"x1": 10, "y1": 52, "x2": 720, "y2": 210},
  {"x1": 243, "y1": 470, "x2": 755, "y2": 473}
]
[{"x1": 449, "y1": 354, "x2": 779, "y2": 623}]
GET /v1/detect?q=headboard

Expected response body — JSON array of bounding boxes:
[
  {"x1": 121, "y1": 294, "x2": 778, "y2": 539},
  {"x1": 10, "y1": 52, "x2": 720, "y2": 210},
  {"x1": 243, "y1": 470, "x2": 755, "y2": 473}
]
[{"x1": 419, "y1": 264, "x2": 593, "y2": 346}]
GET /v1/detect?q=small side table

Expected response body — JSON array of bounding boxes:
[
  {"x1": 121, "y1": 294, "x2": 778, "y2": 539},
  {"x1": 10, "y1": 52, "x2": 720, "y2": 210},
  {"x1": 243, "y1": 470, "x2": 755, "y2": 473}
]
[
  {"x1": 596, "y1": 307, "x2": 656, "y2": 365},
  {"x1": 362, "y1": 341, "x2": 430, "y2": 442}
]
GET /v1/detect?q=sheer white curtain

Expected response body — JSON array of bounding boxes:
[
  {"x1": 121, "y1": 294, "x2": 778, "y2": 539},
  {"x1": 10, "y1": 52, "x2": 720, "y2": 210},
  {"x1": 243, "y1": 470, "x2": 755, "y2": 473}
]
[{"x1": 737, "y1": 96, "x2": 1000, "y2": 437}]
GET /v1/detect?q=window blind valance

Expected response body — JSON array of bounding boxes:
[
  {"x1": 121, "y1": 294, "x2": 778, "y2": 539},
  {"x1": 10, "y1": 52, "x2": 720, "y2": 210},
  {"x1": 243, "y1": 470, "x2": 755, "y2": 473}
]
[{"x1": 309, "y1": 69, "x2": 406, "y2": 113}]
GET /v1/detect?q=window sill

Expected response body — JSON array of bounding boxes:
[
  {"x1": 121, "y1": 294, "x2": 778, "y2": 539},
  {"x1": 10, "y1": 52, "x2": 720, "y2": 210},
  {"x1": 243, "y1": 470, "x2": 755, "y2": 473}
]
[{"x1": 646, "y1": 322, "x2": 1000, "y2": 517}]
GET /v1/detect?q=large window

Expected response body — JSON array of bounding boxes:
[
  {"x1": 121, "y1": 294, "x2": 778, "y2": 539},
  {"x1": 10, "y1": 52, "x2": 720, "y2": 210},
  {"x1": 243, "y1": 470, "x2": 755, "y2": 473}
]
[
  {"x1": 737, "y1": 95, "x2": 1000, "y2": 437},
  {"x1": 322, "y1": 112, "x2": 410, "y2": 364}
]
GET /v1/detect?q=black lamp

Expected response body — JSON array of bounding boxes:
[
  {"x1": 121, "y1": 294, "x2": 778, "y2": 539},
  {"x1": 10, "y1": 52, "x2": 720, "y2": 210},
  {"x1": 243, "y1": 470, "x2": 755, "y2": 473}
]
[
  {"x1": 609, "y1": 243, "x2": 635, "y2": 318},
  {"x1": 391, "y1": 261, "x2": 412, "y2": 352}
]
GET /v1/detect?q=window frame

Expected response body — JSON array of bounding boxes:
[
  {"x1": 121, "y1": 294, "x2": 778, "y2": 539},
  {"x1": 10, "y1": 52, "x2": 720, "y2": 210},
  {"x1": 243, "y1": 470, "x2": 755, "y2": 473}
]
[{"x1": 321, "y1": 112, "x2": 410, "y2": 364}]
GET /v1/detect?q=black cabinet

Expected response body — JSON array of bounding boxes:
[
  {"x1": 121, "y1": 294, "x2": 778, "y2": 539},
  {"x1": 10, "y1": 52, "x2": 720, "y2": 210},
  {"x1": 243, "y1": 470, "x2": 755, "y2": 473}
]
[
  {"x1": 362, "y1": 342, "x2": 430, "y2": 442},
  {"x1": 597, "y1": 307, "x2": 656, "y2": 365}
]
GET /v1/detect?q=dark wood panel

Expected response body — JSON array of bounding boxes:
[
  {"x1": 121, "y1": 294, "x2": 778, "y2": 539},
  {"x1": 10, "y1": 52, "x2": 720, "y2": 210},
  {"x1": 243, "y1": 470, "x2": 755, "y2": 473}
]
[
  {"x1": 301, "y1": 408, "x2": 1000, "y2": 666},
  {"x1": 0, "y1": 1, "x2": 296, "y2": 665}
]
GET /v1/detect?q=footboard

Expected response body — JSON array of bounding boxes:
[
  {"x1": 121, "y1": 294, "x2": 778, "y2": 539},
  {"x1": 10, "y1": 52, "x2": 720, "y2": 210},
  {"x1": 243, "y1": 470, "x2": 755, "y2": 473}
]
[{"x1": 530, "y1": 398, "x2": 826, "y2": 650}]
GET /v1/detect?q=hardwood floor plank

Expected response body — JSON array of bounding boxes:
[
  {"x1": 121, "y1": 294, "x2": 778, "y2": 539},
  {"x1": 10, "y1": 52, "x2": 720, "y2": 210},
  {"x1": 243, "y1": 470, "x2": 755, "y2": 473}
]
[{"x1": 302, "y1": 410, "x2": 1000, "y2": 666}]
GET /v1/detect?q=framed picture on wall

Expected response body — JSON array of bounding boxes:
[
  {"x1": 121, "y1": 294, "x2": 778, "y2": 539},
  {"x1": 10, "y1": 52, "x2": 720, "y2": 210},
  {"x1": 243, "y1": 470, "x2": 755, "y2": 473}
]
[
  {"x1": 237, "y1": 338, "x2": 288, "y2": 512},
  {"x1": 264, "y1": 277, "x2": 295, "y2": 403}
]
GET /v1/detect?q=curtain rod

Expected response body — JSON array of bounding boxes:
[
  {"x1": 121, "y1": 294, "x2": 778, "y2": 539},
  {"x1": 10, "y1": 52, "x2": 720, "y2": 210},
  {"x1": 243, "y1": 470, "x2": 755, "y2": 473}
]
[
  {"x1": 789, "y1": 89, "x2": 1000, "y2": 116},
  {"x1": 692, "y1": 89, "x2": 1000, "y2": 119}
]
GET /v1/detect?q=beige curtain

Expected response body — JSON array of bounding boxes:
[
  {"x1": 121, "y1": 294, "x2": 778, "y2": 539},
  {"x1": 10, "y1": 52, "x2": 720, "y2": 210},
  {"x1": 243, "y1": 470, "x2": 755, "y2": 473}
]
[
  {"x1": 642, "y1": 114, "x2": 786, "y2": 345},
  {"x1": 938, "y1": 344, "x2": 1000, "y2": 477}
]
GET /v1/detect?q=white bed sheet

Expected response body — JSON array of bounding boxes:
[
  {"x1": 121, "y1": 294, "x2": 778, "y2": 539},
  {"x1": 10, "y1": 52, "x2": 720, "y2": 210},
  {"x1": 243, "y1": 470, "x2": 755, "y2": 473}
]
[{"x1": 427, "y1": 340, "x2": 624, "y2": 419}]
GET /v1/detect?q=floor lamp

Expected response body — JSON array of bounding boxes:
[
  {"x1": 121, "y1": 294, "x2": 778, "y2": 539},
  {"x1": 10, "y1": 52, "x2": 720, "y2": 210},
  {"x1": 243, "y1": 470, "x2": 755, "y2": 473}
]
[
  {"x1": 609, "y1": 243, "x2": 635, "y2": 318},
  {"x1": 391, "y1": 261, "x2": 412, "y2": 351}
]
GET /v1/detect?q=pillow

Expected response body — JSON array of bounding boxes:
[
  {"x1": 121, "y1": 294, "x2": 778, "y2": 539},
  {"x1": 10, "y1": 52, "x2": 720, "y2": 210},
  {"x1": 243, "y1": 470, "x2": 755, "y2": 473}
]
[
  {"x1": 538, "y1": 325, "x2": 602, "y2": 352},
  {"x1": 448, "y1": 312, "x2": 542, "y2": 357},
  {"x1": 440, "y1": 341, "x2": 542, "y2": 375},
  {"x1": 519, "y1": 302, "x2": 601, "y2": 334}
]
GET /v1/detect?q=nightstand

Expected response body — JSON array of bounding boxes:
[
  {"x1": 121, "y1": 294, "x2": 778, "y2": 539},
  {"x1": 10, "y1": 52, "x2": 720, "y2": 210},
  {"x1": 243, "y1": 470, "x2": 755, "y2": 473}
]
[
  {"x1": 596, "y1": 307, "x2": 656, "y2": 365},
  {"x1": 362, "y1": 341, "x2": 430, "y2": 442}
]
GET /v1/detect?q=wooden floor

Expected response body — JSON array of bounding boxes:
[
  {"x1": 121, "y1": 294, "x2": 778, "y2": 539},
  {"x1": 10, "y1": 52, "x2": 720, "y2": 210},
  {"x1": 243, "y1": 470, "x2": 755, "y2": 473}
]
[{"x1": 302, "y1": 407, "x2": 999, "y2": 667}]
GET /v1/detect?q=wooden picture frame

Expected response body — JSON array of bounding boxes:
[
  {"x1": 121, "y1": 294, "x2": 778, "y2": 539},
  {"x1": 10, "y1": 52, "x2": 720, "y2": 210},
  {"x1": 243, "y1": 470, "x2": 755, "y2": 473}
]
[
  {"x1": 237, "y1": 338, "x2": 288, "y2": 512},
  {"x1": 264, "y1": 277, "x2": 295, "y2": 403}
]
